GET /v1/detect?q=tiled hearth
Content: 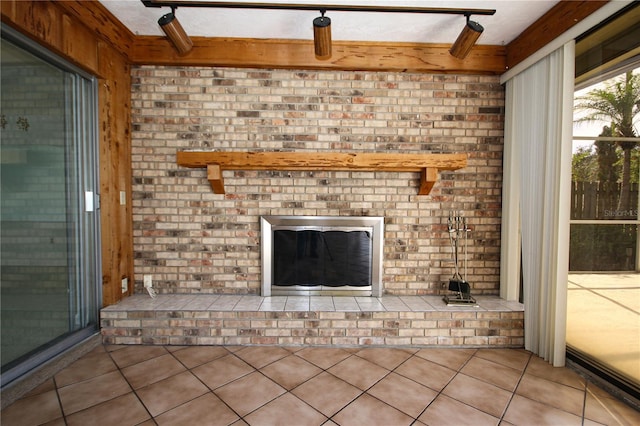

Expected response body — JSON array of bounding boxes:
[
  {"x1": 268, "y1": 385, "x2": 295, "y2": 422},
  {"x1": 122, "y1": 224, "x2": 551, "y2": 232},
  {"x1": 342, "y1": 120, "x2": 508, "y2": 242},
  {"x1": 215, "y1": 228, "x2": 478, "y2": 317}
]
[{"x1": 101, "y1": 295, "x2": 524, "y2": 347}]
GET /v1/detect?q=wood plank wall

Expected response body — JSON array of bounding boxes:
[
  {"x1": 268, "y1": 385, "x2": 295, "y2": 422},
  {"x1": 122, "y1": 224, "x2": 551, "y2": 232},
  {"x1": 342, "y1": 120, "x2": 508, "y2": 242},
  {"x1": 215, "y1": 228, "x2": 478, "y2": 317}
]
[{"x1": 1, "y1": 0, "x2": 134, "y2": 307}]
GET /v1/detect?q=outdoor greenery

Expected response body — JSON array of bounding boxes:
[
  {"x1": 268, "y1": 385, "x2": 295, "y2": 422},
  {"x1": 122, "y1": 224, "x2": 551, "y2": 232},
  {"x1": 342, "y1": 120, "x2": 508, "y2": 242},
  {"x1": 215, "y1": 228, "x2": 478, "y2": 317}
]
[
  {"x1": 571, "y1": 130, "x2": 639, "y2": 185},
  {"x1": 570, "y1": 70, "x2": 639, "y2": 271}
]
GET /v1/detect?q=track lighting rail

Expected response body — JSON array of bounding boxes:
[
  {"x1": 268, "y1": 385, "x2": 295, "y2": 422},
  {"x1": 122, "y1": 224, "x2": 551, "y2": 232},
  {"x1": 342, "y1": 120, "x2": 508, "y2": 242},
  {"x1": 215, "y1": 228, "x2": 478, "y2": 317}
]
[
  {"x1": 141, "y1": 1, "x2": 496, "y2": 17},
  {"x1": 146, "y1": 1, "x2": 493, "y2": 59}
]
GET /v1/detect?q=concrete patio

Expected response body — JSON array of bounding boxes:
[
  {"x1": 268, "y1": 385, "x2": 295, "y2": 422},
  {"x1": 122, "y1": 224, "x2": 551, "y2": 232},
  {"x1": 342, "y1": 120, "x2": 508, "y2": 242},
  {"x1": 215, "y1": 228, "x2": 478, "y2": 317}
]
[{"x1": 567, "y1": 273, "x2": 640, "y2": 384}]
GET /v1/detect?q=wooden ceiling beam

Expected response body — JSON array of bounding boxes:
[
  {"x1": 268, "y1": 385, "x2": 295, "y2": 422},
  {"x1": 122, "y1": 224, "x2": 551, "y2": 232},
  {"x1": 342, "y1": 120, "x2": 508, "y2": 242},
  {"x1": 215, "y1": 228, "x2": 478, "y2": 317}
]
[
  {"x1": 505, "y1": 0, "x2": 608, "y2": 70},
  {"x1": 130, "y1": 36, "x2": 507, "y2": 74}
]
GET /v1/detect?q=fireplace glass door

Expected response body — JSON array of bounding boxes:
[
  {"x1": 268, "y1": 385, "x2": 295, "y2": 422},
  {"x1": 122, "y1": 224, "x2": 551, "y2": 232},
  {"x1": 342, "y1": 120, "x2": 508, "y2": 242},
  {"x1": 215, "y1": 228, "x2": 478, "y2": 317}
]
[
  {"x1": 261, "y1": 216, "x2": 384, "y2": 296},
  {"x1": 273, "y1": 229, "x2": 372, "y2": 288}
]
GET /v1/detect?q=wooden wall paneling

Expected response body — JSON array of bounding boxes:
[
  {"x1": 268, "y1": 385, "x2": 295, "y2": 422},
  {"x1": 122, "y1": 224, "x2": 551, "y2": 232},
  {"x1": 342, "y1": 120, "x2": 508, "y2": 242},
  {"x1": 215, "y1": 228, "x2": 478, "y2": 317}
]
[
  {"x1": 131, "y1": 36, "x2": 507, "y2": 75},
  {"x1": 115, "y1": 57, "x2": 133, "y2": 303},
  {"x1": 1, "y1": 0, "x2": 63, "y2": 55},
  {"x1": 62, "y1": 13, "x2": 98, "y2": 72},
  {"x1": 0, "y1": 1, "x2": 13, "y2": 18},
  {"x1": 506, "y1": 0, "x2": 608, "y2": 70},
  {"x1": 53, "y1": 0, "x2": 135, "y2": 60},
  {"x1": 101, "y1": 66, "x2": 116, "y2": 304},
  {"x1": 98, "y1": 41, "x2": 133, "y2": 306}
]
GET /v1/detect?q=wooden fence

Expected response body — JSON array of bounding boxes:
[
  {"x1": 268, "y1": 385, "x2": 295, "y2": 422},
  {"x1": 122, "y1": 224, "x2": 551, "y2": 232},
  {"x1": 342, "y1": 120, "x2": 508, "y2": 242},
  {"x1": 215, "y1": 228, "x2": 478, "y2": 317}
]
[{"x1": 571, "y1": 182, "x2": 638, "y2": 220}]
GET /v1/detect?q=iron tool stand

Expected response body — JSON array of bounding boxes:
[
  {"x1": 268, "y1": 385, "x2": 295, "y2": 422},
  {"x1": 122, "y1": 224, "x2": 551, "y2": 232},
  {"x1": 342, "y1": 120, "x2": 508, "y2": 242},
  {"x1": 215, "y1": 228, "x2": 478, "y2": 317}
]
[{"x1": 443, "y1": 212, "x2": 477, "y2": 306}]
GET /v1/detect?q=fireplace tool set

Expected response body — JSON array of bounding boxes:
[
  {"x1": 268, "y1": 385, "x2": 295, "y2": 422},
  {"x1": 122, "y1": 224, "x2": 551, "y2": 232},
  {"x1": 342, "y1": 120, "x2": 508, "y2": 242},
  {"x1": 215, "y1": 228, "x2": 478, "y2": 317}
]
[{"x1": 443, "y1": 212, "x2": 477, "y2": 306}]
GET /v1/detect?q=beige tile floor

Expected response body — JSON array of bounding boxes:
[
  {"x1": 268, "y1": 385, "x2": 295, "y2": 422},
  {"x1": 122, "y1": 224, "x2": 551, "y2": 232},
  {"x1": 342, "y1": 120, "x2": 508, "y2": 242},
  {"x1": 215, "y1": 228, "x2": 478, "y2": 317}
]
[
  {"x1": 567, "y1": 273, "x2": 640, "y2": 384},
  {"x1": 2, "y1": 345, "x2": 639, "y2": 426}
]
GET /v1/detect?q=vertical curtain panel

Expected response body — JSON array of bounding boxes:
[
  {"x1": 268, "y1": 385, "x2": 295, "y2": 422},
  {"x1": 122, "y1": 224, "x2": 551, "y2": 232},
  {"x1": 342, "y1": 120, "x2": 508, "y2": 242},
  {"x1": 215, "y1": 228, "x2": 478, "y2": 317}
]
[{"x1": 502, "y1": 42, "x2": 574, "y2": 366}]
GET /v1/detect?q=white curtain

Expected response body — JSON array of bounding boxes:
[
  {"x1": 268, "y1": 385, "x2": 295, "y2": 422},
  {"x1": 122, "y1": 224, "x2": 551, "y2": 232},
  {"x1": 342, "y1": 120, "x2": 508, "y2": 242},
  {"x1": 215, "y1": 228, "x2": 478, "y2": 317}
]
[{"x1": 501, "y1": 42, "x2": 574, "y2": 366}]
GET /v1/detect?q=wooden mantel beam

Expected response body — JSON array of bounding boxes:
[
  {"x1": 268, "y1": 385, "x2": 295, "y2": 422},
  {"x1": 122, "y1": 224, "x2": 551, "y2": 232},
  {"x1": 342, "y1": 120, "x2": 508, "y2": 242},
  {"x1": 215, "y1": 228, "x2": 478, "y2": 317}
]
[{"x1": 177, "y1": 151, "x2": 467, "y2": 195}]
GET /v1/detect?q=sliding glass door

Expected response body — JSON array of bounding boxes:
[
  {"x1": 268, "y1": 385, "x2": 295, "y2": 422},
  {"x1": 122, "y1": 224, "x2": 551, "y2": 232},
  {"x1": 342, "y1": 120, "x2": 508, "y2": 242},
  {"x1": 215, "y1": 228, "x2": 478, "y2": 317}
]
[
  {"x1": 568, "y1": 3, "x2": 640, "y2": 396},
  {"x1": 0, "y1": 29, "x2": 101, "y2": 386}
]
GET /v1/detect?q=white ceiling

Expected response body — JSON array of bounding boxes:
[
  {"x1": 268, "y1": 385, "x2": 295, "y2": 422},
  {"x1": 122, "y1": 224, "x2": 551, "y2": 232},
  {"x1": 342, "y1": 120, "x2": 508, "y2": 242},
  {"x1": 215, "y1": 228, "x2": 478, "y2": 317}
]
[{"x1": 99, "y1": 0, "x2": 559, "y2": 46}]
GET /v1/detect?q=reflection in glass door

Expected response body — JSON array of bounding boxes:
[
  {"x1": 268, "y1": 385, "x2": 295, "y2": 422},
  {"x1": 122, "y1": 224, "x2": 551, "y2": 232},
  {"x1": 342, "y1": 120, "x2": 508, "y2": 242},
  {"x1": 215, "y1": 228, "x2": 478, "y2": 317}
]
[{"x1": 0, "y1": 30, "x2": 100, "y2": 386}]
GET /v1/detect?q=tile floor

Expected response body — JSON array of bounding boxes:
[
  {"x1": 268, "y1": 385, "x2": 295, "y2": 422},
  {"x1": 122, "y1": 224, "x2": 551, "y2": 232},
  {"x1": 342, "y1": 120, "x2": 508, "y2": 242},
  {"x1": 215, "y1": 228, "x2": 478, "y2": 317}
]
[{"x1": 2, "y1": 345, "x2": 639, "y2": 425}]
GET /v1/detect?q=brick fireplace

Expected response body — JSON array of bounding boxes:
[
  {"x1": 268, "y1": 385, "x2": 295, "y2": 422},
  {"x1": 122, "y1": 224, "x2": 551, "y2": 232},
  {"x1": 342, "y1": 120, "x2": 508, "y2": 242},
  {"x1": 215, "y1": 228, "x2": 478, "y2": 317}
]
[{"x1": 131, "y1": 67, "x2": 504, "y2": 297}]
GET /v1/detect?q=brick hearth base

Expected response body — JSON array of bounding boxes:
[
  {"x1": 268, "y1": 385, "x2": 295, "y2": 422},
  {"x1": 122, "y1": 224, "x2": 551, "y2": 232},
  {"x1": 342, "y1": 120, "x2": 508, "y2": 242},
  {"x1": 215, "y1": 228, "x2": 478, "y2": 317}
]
[{"x1": 101, "y1": 295, "x2": 524, "y2": 348}]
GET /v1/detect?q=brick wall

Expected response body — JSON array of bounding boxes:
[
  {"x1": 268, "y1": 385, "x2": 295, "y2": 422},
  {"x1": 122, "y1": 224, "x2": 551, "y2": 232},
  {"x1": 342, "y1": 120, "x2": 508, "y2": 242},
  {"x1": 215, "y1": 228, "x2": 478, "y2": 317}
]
[{"x1": 131, "y1": 67, "x2": 504, "y2": 296}]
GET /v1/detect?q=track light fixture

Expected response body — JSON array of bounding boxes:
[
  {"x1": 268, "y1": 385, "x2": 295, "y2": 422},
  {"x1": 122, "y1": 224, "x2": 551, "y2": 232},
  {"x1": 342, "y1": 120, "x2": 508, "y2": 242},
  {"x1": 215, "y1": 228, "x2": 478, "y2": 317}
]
[
  {"x1": 313, "y1": 9, "x2": 331, "y2": 60},
  {"x1": 144, "y1": 2, "x2": 495, "y2": 60},
  {"x1": 158, "y1": 7, "x2": 193, "y2": 55},
  {"x1": 449, "y1": 15, "x2": 484, "y2": 60}
]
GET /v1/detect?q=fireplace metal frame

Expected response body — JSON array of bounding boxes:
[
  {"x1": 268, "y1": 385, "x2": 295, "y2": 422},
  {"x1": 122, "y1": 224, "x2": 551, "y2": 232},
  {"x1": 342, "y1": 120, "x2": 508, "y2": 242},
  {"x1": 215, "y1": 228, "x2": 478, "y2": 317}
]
[{"x1": 261, "y1": 216, "x2": 384, "y2": 297}]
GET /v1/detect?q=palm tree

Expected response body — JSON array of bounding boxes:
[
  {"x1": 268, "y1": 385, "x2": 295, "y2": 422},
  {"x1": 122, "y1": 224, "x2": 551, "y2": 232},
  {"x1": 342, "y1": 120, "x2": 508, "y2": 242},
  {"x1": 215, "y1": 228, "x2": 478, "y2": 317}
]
[{"x1": 574, "y1": 70, "x2": 640, "y2": 215}]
